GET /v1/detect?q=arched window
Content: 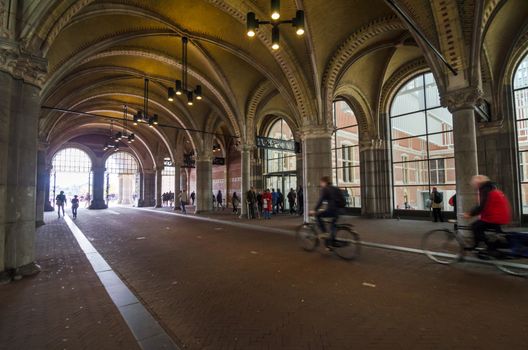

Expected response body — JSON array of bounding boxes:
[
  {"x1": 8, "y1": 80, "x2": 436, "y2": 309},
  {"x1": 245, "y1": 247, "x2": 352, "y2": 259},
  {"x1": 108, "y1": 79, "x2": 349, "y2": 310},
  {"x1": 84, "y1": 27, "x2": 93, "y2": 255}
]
[
  {"x1": 264, "y1": 118, "x2": 297, "y2": 210},
  {"x1": 514, "y1": 53, "x2": 528, "y2": 213},
  {"x1": 105, "y1": 151, "x2": 140, "y2": 205},
  {"x1": 390, "y1": 73, "x2": 455, "y2": 211},
  {"x1": 51, "y1": 147, "x2": 93, "y2": 207},
  {"x1": 332, "y1": 100, "x2": 360, "y2": 208}
]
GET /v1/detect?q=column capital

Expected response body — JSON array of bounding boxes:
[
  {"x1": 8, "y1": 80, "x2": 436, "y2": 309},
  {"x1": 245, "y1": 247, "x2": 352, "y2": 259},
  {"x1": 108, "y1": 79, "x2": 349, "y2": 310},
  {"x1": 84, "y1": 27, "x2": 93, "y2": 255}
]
[
  {"x1": 441, "y1": 86, "x2": 483, "y2": 113},
  {"x1": 0, "y1": 40, "x2": 47, "y2": 87},
  {"x1": 299, "y1": 125, "x2": 333, "y2": 140},
  {"x1": 359, "y1": 138, "x2": 387, "y2": 151}
]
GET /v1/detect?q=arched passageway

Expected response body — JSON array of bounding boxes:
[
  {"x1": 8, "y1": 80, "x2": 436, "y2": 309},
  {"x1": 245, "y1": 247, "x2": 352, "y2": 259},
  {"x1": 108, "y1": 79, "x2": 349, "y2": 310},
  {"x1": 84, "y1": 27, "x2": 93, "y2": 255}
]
[{"x1": 105, "y1": 152, "x2": 140, "y2": 206}]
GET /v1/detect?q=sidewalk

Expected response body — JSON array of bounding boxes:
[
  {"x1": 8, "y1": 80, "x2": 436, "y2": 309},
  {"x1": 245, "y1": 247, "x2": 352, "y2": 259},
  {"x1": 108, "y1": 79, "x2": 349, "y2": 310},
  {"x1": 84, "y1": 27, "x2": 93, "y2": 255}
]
[{"x1": 0, "y1": 213, "x2": 139, "y2": 350}]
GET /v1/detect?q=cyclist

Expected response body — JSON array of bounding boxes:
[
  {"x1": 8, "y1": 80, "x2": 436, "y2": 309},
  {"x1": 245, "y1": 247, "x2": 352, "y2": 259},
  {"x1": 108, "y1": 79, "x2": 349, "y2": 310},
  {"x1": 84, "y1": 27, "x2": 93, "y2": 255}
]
[
  {"x1": 309, "y1": 176, "x2": 344, "y2": 248},
  {"x1": 464, "y1": 175, "x2": 511, "y2": 252}
]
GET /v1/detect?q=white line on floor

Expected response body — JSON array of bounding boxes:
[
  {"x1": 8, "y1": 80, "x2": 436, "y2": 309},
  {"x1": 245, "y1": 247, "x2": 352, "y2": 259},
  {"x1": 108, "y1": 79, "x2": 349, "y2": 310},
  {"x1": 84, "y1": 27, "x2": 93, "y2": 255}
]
[
  {"x1": 63, "y1": 215, "x2": 180, "y2": 350},
  {"x1": 128, "y1": 207, "x2": 528, "y2": 272}
]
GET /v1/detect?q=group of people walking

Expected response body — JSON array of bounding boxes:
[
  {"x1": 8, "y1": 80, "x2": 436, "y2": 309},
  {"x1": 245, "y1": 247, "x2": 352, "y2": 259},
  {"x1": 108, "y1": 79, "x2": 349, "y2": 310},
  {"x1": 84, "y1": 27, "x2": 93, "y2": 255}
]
[
  {"x1": 245, "y1": 186, "x2": 304, "y2": 219},
  {"x1": 55, "y1": 191, "x2": 80, "y2": 219}
]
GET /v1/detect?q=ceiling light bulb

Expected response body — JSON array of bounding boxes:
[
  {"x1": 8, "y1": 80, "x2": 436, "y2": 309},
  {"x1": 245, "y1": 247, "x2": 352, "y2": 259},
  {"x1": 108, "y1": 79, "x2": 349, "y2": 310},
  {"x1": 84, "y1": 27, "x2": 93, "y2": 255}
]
[
  {"x1": 272, "y1": 43, "x2": 279, "y2": 50},
  {"x1": 296, "y1": 28, "x2": 304, "y2": 36},
  {"x1": 272, "y1": 26, "x2": 280, "y2": 50},
  {"x1": 271, "y1": 12, "x2": 280, "y2": 20},
  {"x1": 247, "y1": 30, "x2": 255, "y2": 37},
  {"x1": 271, "y1": 0, "x2": 280, "y2": 20}
]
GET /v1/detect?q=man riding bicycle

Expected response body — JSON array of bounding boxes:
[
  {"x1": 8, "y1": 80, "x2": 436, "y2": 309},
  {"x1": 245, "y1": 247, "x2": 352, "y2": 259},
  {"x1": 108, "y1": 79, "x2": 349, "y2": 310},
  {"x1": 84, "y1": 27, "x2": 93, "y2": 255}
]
[
  {"x1": 309, "y1": 176, "x2": 345, "y2": 248},
  {"x1": 465, "y1": 175, "x2": 511, "y2": 253}
]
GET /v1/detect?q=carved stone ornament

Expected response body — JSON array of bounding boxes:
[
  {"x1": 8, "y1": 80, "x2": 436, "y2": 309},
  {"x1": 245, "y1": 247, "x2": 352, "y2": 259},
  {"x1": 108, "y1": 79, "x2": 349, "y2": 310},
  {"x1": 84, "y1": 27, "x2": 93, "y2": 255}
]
[
  {"x1": 441, "y1": 87, "x2": 483, "y2": 113},
  {"x1": 0, "y1": 41, "x2": 48, "y2": 87}
]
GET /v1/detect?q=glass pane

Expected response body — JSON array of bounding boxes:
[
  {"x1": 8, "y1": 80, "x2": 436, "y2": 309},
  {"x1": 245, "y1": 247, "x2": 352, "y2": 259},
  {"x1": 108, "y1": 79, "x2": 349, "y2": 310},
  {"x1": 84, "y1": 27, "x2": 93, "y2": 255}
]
[
  {"x1": 429, "y1": 158, "x2": 455, "y2": 185},
  {"x1": 519, "y1": 152, "x2": 528, "y2": 182},
  {"x1": 333, "y1": 100, "x2": 358, "y2": 128},
  {"x1": 427, "y1": 107, "x2": 452, "y2": 133},
  {"x1": 391, "y1": 112, "x2": 427, "y2": 139},
  {"x1": 514, "y1": 89, "x2": 528, "y2": 121},
  {"x1": 393, "y1": 160, "x2": 429, "y2": 186},
  {"x1": 268, "y1": 119, "x2": 293, "y2": 140},
  {"x1": 428, "y1": 132, "x2": 454, "y2": 159},
  {"x1": 338, "y1": 187, "x2": 361, "y2": 208},
  {"x1": 394, "y1": 185, "x2": 430, "y2": 210},
  {"x1": 52, "y1": 148, "x2": 92, "y2": 173},
  {"x1": 106, "y1": 152, "x2": 139, "y2": 174},
  {"x1": 514, "y1": 55, "x2": 528, "y2": 90},
  {"x1": 521, "y1": 183, "x2": 528, "y2": 214},
  {"x1": 424, "y1": 73, "x2": 441, "y2": 108},
  {"x1": 392, "y1": 137, "x2": 428, "y2": 162},
  {"x1": 390, "y1": 75, "x2": 425, "y2": 116}
]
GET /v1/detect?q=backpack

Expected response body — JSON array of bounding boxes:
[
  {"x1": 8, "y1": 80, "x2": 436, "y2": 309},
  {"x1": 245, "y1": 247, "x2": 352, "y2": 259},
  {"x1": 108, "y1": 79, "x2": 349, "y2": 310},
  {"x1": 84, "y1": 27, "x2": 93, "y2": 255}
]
[
  {"x1": 332, "y1": 186, "x2": 346, "y2": 208},
  {"x1": 433, "y1": 192, "x2": 443, "y2": 204}
]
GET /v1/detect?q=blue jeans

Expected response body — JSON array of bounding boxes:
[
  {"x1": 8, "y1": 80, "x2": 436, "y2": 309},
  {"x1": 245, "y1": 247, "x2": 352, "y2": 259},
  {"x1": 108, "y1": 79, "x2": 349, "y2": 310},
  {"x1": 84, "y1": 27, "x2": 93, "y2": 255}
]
[{"x1": 316, "y1": 210, "x2": 338, "y2": 242}]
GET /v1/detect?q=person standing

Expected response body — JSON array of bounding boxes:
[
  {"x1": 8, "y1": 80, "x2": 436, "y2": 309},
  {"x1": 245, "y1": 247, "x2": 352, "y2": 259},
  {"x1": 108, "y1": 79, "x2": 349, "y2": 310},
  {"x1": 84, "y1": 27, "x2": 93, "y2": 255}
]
[
  {"x1": 217, "y1": 190, "x2": 223, "y2": 210},
  {"x1": 179, "y1": 190, "x2": 188, "y2": 214},
  {"x1": 246, "y1": 187, "x2": 257, "y2": 219},
  {"x1": 297, "y1": 185, "x2": 304, "y2": 216},
  {"x1": 190, "y1": 191, "x2": 196, "y2": 206},
  {"x1": 71, "y1": 195, "x2": 79, "y2": 219},
  {"x1": 430, "y1": 187, "x2": 444, "y2": 222},
  {"x1": 271, "y1": 189, "x2": 278, "y2": 214},
  {"x1": 56, "y1": 191, "x2": 67, "y2": 218},
  {"x1": 256, "y1": 191, "x2": 263, "y2": 215},
  {"x1": 287, "y1": 188, "x2": 296, "y2": 215},
  {"x1": 232, "y1": 192, "x2": 240, "y2": 215},
  {"x1": 277, "y1": 189, "x2": 284, "y2": 213},
  {"x1": 262, "y1": 189, "x2": 272, "y2": 219},
  {"x1": 84, "y1": 192, "x2": 91, "y2": 208}
]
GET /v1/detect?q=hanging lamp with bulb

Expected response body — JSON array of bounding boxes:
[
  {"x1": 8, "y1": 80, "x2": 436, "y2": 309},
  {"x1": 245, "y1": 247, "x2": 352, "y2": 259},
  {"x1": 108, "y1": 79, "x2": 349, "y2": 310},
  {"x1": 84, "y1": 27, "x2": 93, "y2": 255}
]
[{"x1": 167, "y1": 36, "x2": 203, "y2": 105}]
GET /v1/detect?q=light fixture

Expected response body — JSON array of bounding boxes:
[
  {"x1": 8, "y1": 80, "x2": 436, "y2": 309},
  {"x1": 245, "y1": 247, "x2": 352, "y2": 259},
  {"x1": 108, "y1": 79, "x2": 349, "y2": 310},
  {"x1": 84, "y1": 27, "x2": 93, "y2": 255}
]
[
  {"x1": 247, "y1": 12, "x2": 258, "y2": 37},
  {"x1": 168, "y1": 37, "x2": 203, "y2": 106},
  {"x1": 245, "y1": 1, "x2": 304, "y2": 50},
  {"x1": 167, "y1": 87, "x2": 175, "y2": 101},
  {"x1": 272, "y1": 26, "x2": 280, "y2": 50},
  {"x1": 271, "y1": 0, "x2": 280, "y2": 20},
  {"x1": 134, "y1": 79, "x2": 159, "y2": 127},
  {"x1": 294, "y1": 10, "x2": 305, "y2": 35}
]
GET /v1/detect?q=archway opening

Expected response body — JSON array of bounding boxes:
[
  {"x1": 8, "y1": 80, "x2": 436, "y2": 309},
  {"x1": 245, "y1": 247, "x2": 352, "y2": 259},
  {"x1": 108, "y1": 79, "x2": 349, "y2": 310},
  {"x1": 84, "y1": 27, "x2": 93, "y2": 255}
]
[
  {"x1": 105, "y1": 151, "x2": 140, "y2": 206},
  {"x1": 389, "y1": 73, "x2": 455, "y2": 212},
  {"x1": 263, "y1": 118, "x2": 297, "y2": 212},
  {"x1": 514, "y1": 52, "x2": 528, "y2": 214},
  {"x1": 51, "y1": 147, "x2": 93, "y2": 210}
]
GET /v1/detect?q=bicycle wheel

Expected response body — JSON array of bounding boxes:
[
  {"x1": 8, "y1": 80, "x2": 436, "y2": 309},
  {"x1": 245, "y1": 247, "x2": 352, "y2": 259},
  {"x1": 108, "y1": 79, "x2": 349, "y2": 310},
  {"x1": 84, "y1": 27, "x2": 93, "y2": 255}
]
[
  {"x1": 332, "y1": 227, "x2": 361, "y2": 260},
  {"x1": 491, "y1": 254, "x2": 528, "y2": 277},
  {"x1": 421, "y1": 229, "x2": 463, "y2": 265},
  {"x1": 296, "y1": 224, "x2": 318, "y2": 251}
]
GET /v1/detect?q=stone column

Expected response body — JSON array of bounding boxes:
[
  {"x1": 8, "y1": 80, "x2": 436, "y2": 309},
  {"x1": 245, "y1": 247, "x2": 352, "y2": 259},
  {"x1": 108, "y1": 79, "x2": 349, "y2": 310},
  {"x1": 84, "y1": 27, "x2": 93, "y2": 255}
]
[
  {"x1": 155, "y1": 166, "x2": 163, "y2": 208},
  {"x1": 195, "y1": 155, "x2": 213, "y2": 213},
  {"x1": 301, "y1": 128, "x2": 333, "y2": 221},
  {"x1": 296, "y1": 153, "x2": 303, "y2": 191},
  {"x1": 90, "y1": 166, "x2": 107, "y2": 209},
  {"x1": 442, "y1": 88, "x2": 481, "y2": 229},
  {"x1": 44, "y1": 164, "x2": 54, "y2": 212},
  {"x1": 141, "y1": 169, "x2": 156, "y2": 206},
  {"x1": 35, "y1": 146, "x2": 48, "y2": 226},
  {"x1": 173, "y1": 162, "x2": 181, "y2": 210},
  {"x1": 359, "y1": 139, "x2": 392, "y2": 218},
  {"x1": 240, "y1": 145, "x2": 253, "y2": 217}
]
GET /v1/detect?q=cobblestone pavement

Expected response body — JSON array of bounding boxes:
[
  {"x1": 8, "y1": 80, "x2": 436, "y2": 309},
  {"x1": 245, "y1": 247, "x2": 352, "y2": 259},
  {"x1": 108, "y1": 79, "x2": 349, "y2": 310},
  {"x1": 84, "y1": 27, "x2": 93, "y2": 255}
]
[
  {"x1": 73, "y1": 206, "x2": 528, "y2": 350},
  {"x1": 0, "y1": 212, "x2": 139, "y2": 350}
]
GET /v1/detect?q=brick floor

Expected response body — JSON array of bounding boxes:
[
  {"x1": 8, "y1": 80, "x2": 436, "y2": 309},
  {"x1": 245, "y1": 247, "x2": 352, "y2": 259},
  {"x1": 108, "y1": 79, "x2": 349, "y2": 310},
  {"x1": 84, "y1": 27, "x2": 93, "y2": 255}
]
[
  {"x1": 0, "y1": 212, "x2": 139, "y2": 350},
  {"x1": 74, "y1": 206, "x2": 528, "y2": 350}
]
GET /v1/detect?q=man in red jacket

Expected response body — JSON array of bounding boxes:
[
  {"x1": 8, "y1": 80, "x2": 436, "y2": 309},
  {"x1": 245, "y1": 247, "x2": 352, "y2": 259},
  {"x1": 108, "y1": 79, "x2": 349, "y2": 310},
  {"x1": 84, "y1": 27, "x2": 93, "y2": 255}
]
[{"x1": 465, "y1": 175, "x2": 511, "y2": 250}]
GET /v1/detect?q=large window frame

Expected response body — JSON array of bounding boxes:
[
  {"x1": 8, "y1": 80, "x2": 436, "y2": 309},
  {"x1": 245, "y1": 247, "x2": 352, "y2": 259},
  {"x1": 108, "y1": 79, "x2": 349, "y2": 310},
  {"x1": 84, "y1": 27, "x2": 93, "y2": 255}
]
[
  {"x1": 390, "y1": 73, "x2": 455, "y2": 211},
  {"x1": 264, "y1": 119, "x2": 296, "y2": 175},
  {"x1": 331, "y1": 100, "x2": 361, "y2": 208},
  {"x1": 514, "y1": 53, "x2": 528, "y2": 214}
]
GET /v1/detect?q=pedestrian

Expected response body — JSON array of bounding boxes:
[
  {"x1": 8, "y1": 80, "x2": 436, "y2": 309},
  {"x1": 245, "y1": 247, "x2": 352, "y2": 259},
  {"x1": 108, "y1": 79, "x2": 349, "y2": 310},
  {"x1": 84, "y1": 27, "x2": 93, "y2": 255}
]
[
  {"x1": 271, "y1": 189, "x2": 278, "y2": 214},
  {"x1": 262, "y1": 189, "x2": 272, "y2": 219},
  {"x1": 256, "y1": 191, "x2": 263, "y2": 215},
  {"x1": 190, "y1": 191, "x2": 196, "y2": 205},
  {"x1": 84, "y1": 192, "x2": 91, "y2": 208},
  {"x1": 212, "y1": 193, "x2": 216, "y2": 210},
  {"x1": 297, "y1": 185, "x2": 304, "y2": 216},
  {"x1": 232, "y1": 192, "x2": 240, "y2": 215},
  {"x1": 217, "y1": 190, "x2": 223, "y2": 210},
  {"x1": 179, "y1": 190, "x2": 188, "y2": 214},
  {"x1": 71, "y1": 195, "x2": 79, "y2": 219},
  {"x1": 277, "y1": 189, "x2": 284, "y2": 213},
  {"x1": 287, "y1": 188, "x2": 296, "y2": 214},
  {"x1": 55, "y1": 191, "x2": 67, "y2": 218},
  {"x1": 430, "y1": 187, "x2": 444, "y2": 222},
  {"x1": 449, "y1": 193, "x2": 457, "y2": 216},
  {"x1": 246, "y1": 186, "x2": 257, "y2": 219}
]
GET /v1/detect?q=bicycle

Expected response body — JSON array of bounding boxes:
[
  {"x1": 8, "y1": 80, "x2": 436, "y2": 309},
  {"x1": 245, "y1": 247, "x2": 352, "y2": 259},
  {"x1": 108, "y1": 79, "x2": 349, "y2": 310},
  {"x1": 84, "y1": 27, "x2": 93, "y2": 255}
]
[
  {"x1": 296, "y1": 215, "x2": 361, "y2": 260},
  {"x1": 422, "y1": 220, "x2": 528, "y2": 277}
]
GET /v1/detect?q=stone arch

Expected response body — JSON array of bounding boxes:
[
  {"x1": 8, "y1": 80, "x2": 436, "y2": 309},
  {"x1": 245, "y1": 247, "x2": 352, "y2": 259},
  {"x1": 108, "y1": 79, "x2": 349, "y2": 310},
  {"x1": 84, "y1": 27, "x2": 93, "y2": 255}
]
[
  {"x1": 48, "y1": 142, "x2": 97, "y2": 168},
  {"x1": 246, "y1": 80, "x2": 275, "y2": 143},
  {"x1": 333, "y1": 84, "x2": 373, "y2": 141}
]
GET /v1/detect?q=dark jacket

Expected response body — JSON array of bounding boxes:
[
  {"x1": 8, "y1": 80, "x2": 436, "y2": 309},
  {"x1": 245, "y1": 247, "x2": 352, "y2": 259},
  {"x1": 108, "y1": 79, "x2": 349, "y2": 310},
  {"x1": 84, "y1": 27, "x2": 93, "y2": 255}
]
[{"x1": 315, "y1": 186, "x2": 340, "y2": 213}]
